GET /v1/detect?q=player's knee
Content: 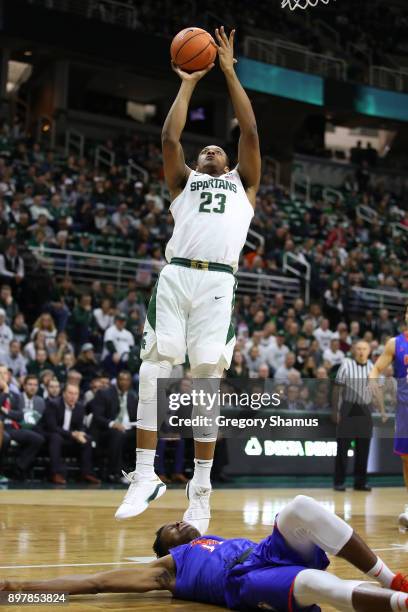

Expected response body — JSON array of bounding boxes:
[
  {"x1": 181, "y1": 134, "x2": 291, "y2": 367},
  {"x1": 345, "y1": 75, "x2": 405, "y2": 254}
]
[
  {"x1": 293, "y1": 568, "x2": 316, "y2": 593},
  {"x1": 139, "y1": 360, "x2": 172, "y2": 402},
  {"x1": 291, "y1": 495, "x2": 317, "y2": 521}
]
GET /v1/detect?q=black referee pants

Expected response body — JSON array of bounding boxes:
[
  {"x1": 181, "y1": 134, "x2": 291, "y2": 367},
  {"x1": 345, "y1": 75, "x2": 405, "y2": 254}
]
[{"x1": 334, "y1": 402, "x2": 373, "y2": 488}]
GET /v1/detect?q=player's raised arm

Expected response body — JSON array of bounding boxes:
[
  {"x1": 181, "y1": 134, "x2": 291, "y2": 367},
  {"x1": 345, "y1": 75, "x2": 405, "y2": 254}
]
[
  {"x1": 2, "y1": 557, "x2": 175, "y2": 595},
  {"x1": 215, "y1": 26, "x2": 261, "y2": 206},
  {"x1": 162, "y1": 63, "x2": 214, "y2": 200}
]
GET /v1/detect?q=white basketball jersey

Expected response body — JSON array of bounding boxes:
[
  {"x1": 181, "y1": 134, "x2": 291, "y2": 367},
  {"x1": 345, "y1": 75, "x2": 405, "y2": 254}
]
[{"x1": 165, "y1": 168, "x2": 254, "y2": 272}]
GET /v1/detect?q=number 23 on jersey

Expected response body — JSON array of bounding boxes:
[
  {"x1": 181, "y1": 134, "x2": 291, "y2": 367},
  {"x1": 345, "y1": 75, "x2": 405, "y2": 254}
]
[{"x1": 199, "y1": 192, "x2": 226, "y2": 214}]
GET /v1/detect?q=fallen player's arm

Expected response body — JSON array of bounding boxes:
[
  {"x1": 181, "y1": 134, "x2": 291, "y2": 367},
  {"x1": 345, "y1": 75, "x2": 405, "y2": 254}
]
[
  {"x1": 369, "y1": 338, "x2": 395, "y2": 378},
  {"x1": 369, "y1": 338, "x2": 395, "y2": 419},
  {"x1": 2, "y1": 557, "x2": 175, "y2": 595}
]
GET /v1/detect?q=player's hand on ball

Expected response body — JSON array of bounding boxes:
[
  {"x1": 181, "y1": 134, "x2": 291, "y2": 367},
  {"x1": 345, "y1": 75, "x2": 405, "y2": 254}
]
[
  {"x1": 171, "y1": 61, "x2": 214, "y2": 82},
  {"x1": 214, "y1": 26, "x2": 237, "y2": 73}
]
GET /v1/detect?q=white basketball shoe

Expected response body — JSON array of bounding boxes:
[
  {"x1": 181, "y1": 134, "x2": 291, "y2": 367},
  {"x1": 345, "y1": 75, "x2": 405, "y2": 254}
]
[
  {"x1": 183, "y1": 481, "x2": 212, "y2": 535},
  {"x1": 115, "y1": 471, "x2": 167, "y2": 520},
  {"x1": 398, "y1": 512, "x2": 408, "y2": 532}
]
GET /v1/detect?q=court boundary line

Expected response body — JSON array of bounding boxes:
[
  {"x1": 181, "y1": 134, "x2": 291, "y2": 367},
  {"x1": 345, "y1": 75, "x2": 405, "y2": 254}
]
[
  {"x1": 1, "y1": 547, "x2": 406, "y2": 571},
  {"x1": 0, "y1": 561, "x2": 143, "y2": 570}
]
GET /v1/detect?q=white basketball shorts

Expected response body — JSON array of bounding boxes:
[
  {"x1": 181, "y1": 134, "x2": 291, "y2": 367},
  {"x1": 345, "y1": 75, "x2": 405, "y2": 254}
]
[{"x1": 140, "y1": 263, "x2": 237, "y2": 370}]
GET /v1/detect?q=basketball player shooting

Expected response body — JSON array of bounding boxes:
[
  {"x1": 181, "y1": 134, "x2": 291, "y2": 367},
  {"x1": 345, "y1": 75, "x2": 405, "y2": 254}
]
[
  {"x1": 115, "y1": 26, "x2": 261, "y2": 529},
  {"x1": 369, "y1": 303, "x2": 408, "y2": 531},
  {"x1": 4, "y1": 496, "x2": 408, "y2": 611}
]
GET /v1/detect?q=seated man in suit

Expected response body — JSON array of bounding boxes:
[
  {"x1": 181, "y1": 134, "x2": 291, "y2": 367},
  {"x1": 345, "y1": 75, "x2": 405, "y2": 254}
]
[
  {"x1": 43, "y1": 382, "x2": 100, "y2": 485},
  {"x1": 90, "y1": 370, "x2": 137, "y2": 483},
  {"x1": 0, "y1": 365, "x2": 44, "y2": 481}
]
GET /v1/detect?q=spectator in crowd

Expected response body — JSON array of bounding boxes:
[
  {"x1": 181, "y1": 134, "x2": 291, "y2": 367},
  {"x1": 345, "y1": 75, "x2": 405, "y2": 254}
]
[
  {"x1": 89, "y1": 370, "x2": 137, "y2": 482},
  {"x1": 5, "y1": 339, "x2": 27, "y2": 381},
  {"x1": 0, "y1": 241, "x2": 24, "y2": 290},
  {"x1": 118, "y1": 289, "x2": 146, "y2": 320},
  {"x1": 24, "y1": 330, "x2": 47, "y2": 362},
  {"x1": 294, "y1": 338, "x2": 310, "y2": 373},
  {"x1": 0, "y1": 308, "x2": 13, "y2": 356},
  {"x1": 0, "y1": 284, "x2": 19, "y2": 323},
  {"x1": 27, "y1": 348, "x2": 53, "y2": 378},
  {"x1": 11, "y1": 312, "x2": 29, "y2": 345},
  {"x1": 102, "y1": 313, "x2": 135, "y2": 376},
  {"x1": 68, "y1": 293, "x2": 94, "y2": 348},
  {"x1": 323, "y1": 280, "x2": 345, "y2": 328},
  {"x1": 0, "y1": 365, "x2": 44, "y2": 480},
  {"x1": 350, "y1": 321, "x2": 361, "y2": 343},
  {"x1": 48, "y1": 331, "x2": 75, "y2": 367},
  {"x1": 265, "y1": 330, "x2": 289, "y2": 374},
  {"x1": 75, "y1": 343, "x2": 100, "y2": 392},
  {"x1": 0, "y1": 417, "x2": 7, "y2": 483},
  {"x1": 43, "y1": 383, "x2": 100, "y2": 485},
  {"x1": 83, "y1": 376, "x2": 109, "y2": 408},
  {"x1": 227, "y1": 350, "x2": 249, "y2": 379},
  {"x1": 44, "y1": 377, "x2": 61, "y2": 402},
  {"x1": 376, "y1": 309, "x2": 395, "y2": 340},
  {"x1": 323, "y1": 338, "x2": 346, "y2": 370},
  {"x1": 313, "y1": 319, "x2": 334, "y2": 352},
  {"x1": 31, "y1": 313, "x2": 57, "y2": 347},
  {"x1": 274, "y1": 352, "x2": 298, "y2": 384},
  {"x1": 92, "y1": 298, "x2": 114, "y2": 346},
  {"x1": 18, "y1": 375, "x2": 46, "y2": 432}
]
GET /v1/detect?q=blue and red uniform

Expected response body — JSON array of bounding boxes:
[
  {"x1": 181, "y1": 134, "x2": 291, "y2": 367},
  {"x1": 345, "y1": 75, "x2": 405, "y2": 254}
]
[
  {"x1": 394, "y1": 332, "x2": 408, "y2": 456},
  {"x1": 170, "y1": 524, "x2": 329, "y2": 612}
]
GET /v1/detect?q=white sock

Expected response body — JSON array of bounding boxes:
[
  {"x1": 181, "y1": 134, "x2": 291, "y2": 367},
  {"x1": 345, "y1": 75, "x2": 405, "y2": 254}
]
[
  {"x1": 135, "y1": 448, "x2": 156, "y2": 479},
  {"x1": 367, "y1": 557, "x2": 395, "y2": 588},
  {"x1": 391, "y1": 592, "x2": 408, "y2": 611},
  {"x1": 192, "y1": 459, "x2": 213, "y2": 488}
]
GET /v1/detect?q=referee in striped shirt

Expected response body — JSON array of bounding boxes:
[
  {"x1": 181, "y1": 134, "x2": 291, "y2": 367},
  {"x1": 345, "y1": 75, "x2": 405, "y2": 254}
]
[{"x1": 333, "y1": 340, "x2": 374, "y2": 492}]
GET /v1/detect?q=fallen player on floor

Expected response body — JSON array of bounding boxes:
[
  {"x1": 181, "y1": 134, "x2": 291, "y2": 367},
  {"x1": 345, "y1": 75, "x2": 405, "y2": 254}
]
[{"x1": 2, "y1": 495, "x2": 408, "y2": 611}]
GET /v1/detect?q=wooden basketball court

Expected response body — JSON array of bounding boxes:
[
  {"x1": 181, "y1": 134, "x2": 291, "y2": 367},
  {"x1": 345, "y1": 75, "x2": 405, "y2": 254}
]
[{"x1": 0, "y1": 487, "x2": 407, "y2": 611}]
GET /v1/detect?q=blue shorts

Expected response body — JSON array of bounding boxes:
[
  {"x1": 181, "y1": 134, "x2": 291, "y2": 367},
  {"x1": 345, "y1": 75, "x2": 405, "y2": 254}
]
[
  {"x1": 394, "y1": 404, "x2": 408, "y2": 456},
  {"x1": 225, "y1": 524, "x2": 329, "y2": 612}
]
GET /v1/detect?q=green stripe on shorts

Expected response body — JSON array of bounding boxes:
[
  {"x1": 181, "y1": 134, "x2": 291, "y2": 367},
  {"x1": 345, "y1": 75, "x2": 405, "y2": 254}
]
[
  {"x1": 146, "y1": 279, "x2": 158, "y2": 330},
  {"x1": 226, "y1": 278, "x2": 238, "y2": 344}
]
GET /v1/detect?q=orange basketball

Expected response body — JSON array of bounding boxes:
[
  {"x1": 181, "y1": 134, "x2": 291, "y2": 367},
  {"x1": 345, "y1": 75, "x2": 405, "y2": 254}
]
[{"x1": 171, "y1": 27, "x2": 217, "y2": 72}]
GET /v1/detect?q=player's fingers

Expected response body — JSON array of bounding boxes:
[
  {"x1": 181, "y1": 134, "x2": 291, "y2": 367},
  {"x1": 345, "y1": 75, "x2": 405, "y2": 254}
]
[
  {"x1": 229, "y1": 29, "x2": 236, "y2": 46},
  {"x1": 171, "y1": 62, "x2": 186, "y2": 78},
  {"x1": 214, "y1": 28, "x2": 224, "y2": 47},
  {"x1": 220, "y1": 25, "x2": 229, "y2": 45}
]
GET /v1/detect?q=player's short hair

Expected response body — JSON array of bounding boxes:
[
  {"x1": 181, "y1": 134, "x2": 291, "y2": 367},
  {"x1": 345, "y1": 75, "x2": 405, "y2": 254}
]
[{"x1": 152, "y1": 525, "x2": 168, "y2": 558}]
